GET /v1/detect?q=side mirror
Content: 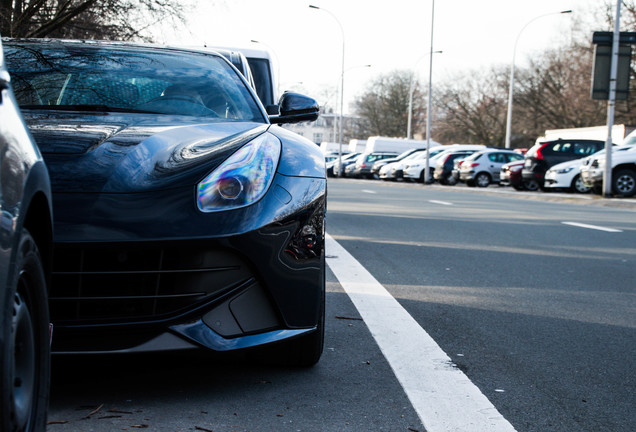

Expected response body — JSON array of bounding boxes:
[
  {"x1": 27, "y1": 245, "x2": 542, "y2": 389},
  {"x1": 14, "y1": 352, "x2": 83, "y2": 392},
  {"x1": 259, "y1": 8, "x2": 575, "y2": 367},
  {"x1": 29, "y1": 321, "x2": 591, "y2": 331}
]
[{"x1": 269, "y1": 92, "x2": 319, "y2": 124}]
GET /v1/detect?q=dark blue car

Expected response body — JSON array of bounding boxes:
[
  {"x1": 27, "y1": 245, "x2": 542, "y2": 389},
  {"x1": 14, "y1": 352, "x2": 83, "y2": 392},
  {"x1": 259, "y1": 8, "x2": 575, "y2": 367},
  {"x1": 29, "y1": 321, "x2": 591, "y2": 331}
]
[{"x1": 4, "y1": 38, "x2": 325, "y2": 367}]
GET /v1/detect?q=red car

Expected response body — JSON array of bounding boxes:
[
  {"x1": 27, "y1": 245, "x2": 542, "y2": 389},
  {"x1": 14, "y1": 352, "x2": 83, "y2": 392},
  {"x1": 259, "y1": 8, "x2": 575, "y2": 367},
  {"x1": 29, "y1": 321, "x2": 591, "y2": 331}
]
[{"x1": 500, "y1": 159, "x2": 527, "y2": 190}]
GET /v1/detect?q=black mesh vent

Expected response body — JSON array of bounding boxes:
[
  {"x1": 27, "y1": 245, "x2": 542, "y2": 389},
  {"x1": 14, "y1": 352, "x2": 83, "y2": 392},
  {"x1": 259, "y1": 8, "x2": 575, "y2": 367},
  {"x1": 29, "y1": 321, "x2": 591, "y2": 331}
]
[{"x1": 50, "y1": 244, "x2": 253, "y2": 325}]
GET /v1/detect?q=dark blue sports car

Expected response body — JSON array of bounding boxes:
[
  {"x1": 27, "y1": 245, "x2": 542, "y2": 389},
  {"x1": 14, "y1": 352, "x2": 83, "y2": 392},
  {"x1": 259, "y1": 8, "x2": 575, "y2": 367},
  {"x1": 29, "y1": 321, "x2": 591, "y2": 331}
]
[{"x1": 4, "y1": 38, "x2": 326, "y2": 366}]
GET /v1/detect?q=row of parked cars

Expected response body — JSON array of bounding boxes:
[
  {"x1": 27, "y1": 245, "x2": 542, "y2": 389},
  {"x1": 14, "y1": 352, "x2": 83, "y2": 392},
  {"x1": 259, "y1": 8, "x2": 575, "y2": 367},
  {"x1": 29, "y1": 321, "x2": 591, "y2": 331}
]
[{"x1": 326, "y1": 136, "x2": 636, "y2": 198}]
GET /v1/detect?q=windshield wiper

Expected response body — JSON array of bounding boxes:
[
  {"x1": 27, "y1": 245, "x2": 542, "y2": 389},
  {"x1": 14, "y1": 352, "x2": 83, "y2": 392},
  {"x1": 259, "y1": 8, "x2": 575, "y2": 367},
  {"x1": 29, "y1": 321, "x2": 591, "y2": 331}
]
[{"x1": 21, "y1": 104, "x2": 159, "y2": 114}]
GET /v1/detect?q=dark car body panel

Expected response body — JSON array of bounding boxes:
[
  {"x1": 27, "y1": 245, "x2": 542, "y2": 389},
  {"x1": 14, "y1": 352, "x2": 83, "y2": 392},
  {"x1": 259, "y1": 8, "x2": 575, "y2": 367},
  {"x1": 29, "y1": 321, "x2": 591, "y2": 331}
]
[{"x1": 1, "y1": 37, "x2": 53, "y2": 431}]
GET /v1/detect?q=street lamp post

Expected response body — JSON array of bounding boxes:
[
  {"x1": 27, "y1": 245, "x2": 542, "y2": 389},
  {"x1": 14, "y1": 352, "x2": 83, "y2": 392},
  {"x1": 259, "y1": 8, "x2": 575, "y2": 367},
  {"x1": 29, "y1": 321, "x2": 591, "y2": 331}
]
[
  {"x1": 504, "y1": 9, "x2": 572, "y2": 149},
  {"x1": 310, "y1": 4, "x2": 345, "y2": 176},
  {"x1": 423, "y1": 0, "x2": 436, "y2": 185},
  {"x1": 407, "y1": 52, "x2": 441, "y2": 140}
]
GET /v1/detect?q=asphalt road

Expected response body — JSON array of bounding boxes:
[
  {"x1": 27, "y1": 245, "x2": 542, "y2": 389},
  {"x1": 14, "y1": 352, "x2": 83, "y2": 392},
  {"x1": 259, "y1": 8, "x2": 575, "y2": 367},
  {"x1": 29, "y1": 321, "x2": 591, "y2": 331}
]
[{"x1": 46, "y1": 179, "x2": 635, "y2": 432}]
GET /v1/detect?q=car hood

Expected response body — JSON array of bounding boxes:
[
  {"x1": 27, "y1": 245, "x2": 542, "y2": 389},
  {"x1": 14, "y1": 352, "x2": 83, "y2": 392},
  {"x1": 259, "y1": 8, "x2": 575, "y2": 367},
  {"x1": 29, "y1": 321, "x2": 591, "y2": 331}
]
[
  {"x1": 548, "y1": 158, "x2": 583, "y2": 172},
  {"x1": 24, "y1": 111, "x2": 269, "y2": 193}
]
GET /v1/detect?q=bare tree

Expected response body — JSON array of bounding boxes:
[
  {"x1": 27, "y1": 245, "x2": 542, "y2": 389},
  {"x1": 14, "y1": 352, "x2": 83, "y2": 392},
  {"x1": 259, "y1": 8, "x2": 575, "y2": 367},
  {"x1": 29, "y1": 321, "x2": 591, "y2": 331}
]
[
  {"x1": 351, "y1": 70, "x2": 425, "y2": 139},
  {"x1": 514, "y1": 46, "x2": 606, "y2": 140},
  {"x1": 0, "y1": 0, "x2": 185, "y2": 40},
  {"x1": 433, "y1": 67, "x2": 509, "y2": 146}
]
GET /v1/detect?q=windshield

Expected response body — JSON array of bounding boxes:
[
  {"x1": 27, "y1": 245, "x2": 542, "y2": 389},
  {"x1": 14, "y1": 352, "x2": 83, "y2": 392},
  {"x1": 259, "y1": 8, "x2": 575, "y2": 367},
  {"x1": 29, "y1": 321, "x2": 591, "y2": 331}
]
[{"x1": 4, "y1": 41, "x2": 265, "y2": 122}]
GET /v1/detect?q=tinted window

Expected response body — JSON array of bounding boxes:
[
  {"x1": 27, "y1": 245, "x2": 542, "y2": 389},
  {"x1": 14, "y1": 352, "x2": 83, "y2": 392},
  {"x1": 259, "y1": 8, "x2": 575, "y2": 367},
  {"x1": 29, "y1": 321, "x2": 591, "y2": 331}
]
[
  {"x1": 487, "y1": 153, "x2": 508, "y2": 163},
  {"x1": 573, "y1": 142, "x2": 600, "y2": 155},
  {"x1": 5, "y1": 42, "x2": 265, "y2": 122},
  {"x1": 246, "y1": 58, "x2": 274, "y2": 106},
  {"x1": 507, "y1": 153, "x2": 524, "y2": 162}
]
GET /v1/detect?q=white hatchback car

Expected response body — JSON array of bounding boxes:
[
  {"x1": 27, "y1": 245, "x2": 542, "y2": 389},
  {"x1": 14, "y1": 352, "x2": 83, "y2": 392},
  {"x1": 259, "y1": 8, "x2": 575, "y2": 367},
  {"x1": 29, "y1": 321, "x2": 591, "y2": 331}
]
[{"x1": 544, "y1": 158, "x2": 592, "y2": 193}]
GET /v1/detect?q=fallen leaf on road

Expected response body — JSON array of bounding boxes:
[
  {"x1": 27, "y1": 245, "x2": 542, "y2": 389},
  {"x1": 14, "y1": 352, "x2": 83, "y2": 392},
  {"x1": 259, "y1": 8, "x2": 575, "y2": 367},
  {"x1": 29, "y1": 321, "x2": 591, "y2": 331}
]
[
  {"x1": 83, "y1": 403, "x2": 104, "y2": 419},
  {"x1": 46, "y1": 420, "x2": 69, "y2": 425}
]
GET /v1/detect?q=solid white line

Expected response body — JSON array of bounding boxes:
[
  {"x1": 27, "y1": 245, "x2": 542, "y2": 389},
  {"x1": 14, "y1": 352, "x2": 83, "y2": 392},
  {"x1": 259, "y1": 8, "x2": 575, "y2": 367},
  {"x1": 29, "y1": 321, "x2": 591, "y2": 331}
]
[
  {"x1": 326, "y1": 234, "x2": 516, "y2": 432},
  {"x1": 361, "y1": 189, "x2": 377, "y2": 194},
  {"x1": 429, "y1": 200, "x2": 453, "y2": 206},
  {"x1": 562, "y1": 222, "x2": 622, "y2": 233}
]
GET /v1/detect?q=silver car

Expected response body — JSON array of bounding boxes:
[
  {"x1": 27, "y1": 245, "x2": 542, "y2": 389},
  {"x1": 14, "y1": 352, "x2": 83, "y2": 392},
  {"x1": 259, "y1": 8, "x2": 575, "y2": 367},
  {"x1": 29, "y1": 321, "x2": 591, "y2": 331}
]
[{"x1": 458, "y1": 149, "x2": 524, "y2": 187}]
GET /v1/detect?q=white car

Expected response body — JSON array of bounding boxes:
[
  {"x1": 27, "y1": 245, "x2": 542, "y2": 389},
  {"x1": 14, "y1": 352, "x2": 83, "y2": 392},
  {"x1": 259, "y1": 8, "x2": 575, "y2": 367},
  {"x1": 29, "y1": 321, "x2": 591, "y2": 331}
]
[
  {"x1": 379, "y1": 148, "x2": 441, "y2": 180},
  {"x1": 580, "y1": 144, "x2": 636, "y2": 197},
  {"x1": 403, "y1": 144, "x2": 486, "y2": 182},
  {"x1": 544, "y1": 158, "x2": 592, "y2": 193},
  {"x1": 546, "y1": 144, "x2": 636, "y2": 193}
]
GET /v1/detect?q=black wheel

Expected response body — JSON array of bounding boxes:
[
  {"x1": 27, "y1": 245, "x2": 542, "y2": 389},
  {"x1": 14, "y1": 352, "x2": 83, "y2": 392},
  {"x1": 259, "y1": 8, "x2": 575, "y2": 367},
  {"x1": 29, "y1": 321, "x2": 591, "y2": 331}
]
[
  {"x1": 612, "y1": 169, "x2": 636, "y2": 197},
  {"x1": 466, "y1": 179, "x2": 476, "y2": 187},
  {"x1": 442, "y1": 174, "x2": 457, "y2": 186},
  {"x1": 570, "y1": 174, "x2": 590, "y2": 194},
  {"x1": 512, "y1": 184, "x2": 525, "y2": 191},
  {"x1": 523, "y1": 179, "x2": 539, "y2": 191},
  {"x1": 475, "y1": 172, "x2": 491, "y2": 187},
  {"x1": 1, "y1": 230, "x2": 50, "y2": 432}
]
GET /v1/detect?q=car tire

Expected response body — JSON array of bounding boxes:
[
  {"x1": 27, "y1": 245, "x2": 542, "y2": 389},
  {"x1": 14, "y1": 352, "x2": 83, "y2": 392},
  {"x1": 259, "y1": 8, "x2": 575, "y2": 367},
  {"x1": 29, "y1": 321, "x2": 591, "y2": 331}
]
[
  {"x1": 523, "y1": 180, "x2": 539, "y2": 191},
  {"x1": 612, "y1": 168, "x2": 636, "y2": 197},
  {"x1": 512, "y1": 184, "x2": 525, "y2": 191},
  {"x1": 445, "y1": 174, "x2": 457, "y2": 186},
  {"x1": 570, "y1": 174, "x2": 590, "y2": 194},
  {"x1": 1, "y1": 230, "x2": 50, "y2": 432},
  {"x1": 475, "y1": 172, "x2": 491, "y2": 187}
]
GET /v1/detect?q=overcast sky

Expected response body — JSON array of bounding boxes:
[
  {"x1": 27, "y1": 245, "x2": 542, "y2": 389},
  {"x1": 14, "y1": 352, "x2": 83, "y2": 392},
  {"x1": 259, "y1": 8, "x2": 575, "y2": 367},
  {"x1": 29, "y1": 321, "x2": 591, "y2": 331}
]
[{"x1": 157, "y1": 0, "x2": 606, "y2": 113}]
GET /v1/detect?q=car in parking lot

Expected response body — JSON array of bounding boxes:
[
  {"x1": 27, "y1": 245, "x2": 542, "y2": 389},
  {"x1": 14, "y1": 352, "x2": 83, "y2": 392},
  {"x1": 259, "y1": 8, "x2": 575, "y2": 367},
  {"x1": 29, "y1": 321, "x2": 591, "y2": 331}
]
[
  {"x1": 580, "y1": 144, "x2": 636, "y2": 197},
  {"x1": 403, "y1": 144, "x2": 486, "y2": 183},
  {"x1": 543, "y1": 146, "x2": 636, "y2": 193},
  {"x1": 434, "y1": 150, "x2": 486, "y2": 185},
  {"x1": 521, "y1": 138, "x2": 605, "y2": 190},
  {"x1": 380, "y1": 147, "x2": 446, "y2": 181},
  {"x1": 499, "y1": 159, "x2": 526, "y2": 190},
  {"x1": 1, "y1": 37, "x2": 54, "y2": 432},
  {"x1": 458, "y1": 149, "x2": 524, "y2": 187},
  {"x1": 329, "y1": 152, "x2": 360, "y2": 177},
  {"x1": 4, "y1": 38, "x2": 326, "y2": 366},
  {"x1": 348, "y1": 152, "x2": 399, "y2": 178},
  {"x1": 370, "y1": 148, "x2": 423, "y2": 179}
]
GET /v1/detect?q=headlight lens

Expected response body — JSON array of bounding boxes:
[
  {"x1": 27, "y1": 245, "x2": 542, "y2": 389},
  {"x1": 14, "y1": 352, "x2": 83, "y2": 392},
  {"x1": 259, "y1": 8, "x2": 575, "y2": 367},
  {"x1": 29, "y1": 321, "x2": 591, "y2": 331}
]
[
  {"x1": 555, "y1": 167, "x2": 574, "y2": 174},
  {"x1": 197, "y1": 133, "x2": 281, "y2": 212}
]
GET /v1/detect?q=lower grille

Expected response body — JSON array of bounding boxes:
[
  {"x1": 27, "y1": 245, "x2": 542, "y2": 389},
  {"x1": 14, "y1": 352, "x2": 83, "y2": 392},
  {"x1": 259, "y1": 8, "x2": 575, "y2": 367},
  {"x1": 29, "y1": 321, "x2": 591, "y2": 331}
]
[{"x1": 50, "y1": 243, "x2": 253, "y2": 325}]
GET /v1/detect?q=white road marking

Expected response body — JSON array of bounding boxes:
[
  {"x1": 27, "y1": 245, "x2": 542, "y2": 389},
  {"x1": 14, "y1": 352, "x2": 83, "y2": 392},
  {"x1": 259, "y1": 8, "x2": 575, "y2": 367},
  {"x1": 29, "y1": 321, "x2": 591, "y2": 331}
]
[
  {"x1": 562, "y1": 222, "x2": 622, "y2": 233},
  {"x1": 362, "y1": 189, "x2": 377, "y2": 194},
  {"x1": 326, "y1": 234, "x2": 517, "y2": 432},
  {"x1": 429, "y1": 200, "x2": 453, "y2": 206}
]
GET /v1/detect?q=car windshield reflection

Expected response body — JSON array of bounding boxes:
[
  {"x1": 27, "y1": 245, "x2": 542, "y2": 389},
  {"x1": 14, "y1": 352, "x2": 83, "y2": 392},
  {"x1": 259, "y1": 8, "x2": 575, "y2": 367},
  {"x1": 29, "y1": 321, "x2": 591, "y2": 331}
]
[{"x1": 5, "y1": 43, "x2": 265, "y2": 121}]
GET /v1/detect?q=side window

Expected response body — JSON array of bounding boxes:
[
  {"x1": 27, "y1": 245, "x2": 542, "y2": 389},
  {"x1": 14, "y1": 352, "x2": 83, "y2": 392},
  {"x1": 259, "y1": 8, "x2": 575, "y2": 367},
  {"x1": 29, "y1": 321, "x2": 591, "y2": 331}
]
[
  {"x1": 573, "y1": 142, "x2": 593, "y2": 156},
  {"x1": 559, "y1": 142, "x2": 572, "y2": 153},
  {"x1": 507, "y1": 153, "x2": 524, "y2": 162},
  {"x1": 488, "y1": 153, "x2": 498, "y2": 162}
]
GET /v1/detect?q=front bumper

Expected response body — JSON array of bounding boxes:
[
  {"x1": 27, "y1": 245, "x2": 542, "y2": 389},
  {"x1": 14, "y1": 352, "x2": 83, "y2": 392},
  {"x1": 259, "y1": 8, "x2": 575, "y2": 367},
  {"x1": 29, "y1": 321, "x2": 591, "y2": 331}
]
[
  {"x1": 580, "y1": 167, "x2": 603, "y2": 188},
  {"x1": 49, "y1": 173, "x2": 326, "y2": 353}
]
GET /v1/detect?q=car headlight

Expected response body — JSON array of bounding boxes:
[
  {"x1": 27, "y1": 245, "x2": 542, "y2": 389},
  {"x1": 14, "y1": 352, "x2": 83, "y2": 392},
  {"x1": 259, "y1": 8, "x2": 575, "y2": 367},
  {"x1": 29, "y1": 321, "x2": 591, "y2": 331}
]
[
  {"x1": 554, "y1": 167, "x2": 574, "y2": 174},
  {"x1": 197, "y1": 133, "x2": 281, "y2": 212}
]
